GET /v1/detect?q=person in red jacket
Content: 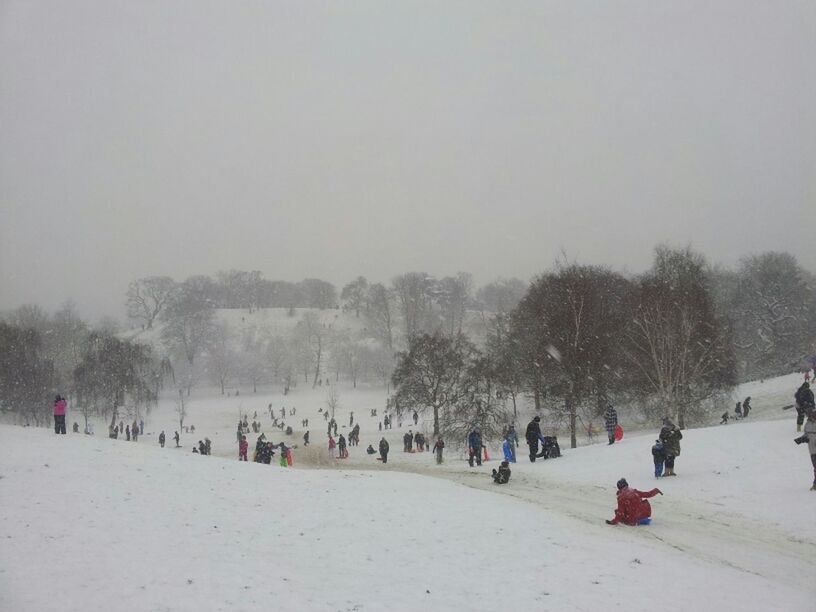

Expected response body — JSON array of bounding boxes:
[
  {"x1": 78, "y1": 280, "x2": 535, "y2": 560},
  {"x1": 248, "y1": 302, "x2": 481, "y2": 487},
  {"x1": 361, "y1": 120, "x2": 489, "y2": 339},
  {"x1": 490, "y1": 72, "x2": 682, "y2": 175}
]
[
  {"x1": 606, "y1": 478, "x2": 662, "y2": 525},
  {"x1": 239, "y1": 435, "x2": 248, "y2": 461}
]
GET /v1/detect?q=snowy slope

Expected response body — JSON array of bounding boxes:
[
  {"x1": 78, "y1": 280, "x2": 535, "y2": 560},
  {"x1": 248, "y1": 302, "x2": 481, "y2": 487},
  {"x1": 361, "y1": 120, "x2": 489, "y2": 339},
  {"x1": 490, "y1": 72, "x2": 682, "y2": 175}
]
[{"x1": 1, "y1": 417, "x2": 814, "y2": 612}]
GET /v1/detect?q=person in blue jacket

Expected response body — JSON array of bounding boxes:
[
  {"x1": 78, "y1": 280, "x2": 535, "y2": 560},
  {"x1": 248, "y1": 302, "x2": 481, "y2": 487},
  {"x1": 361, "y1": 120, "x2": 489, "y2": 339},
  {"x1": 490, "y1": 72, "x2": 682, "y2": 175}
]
[
  {"x1": 503, "y1": 425, "x2": 519, "y2": 463},
  {"x1": 468, "y1": 427, "x2": 483, "y2": 467},
  {"x1": 651, "y1": 439, "x2": 666, "y2": 478}
]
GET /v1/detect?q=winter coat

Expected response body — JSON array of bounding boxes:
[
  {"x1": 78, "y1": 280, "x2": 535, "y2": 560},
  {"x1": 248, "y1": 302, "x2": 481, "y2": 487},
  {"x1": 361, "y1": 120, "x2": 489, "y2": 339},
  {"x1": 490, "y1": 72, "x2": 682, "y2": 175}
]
[
  {"x1": 493, "y1": 464, "x2": 511, "y2": 484},
  {"x1": 651, "y1": 441, "x2": 666, "y2": 463},
  {"x1": 795, "y1": 385, "x2": 815, "y2": 412},
  {"x1": 609, "y1": 487, "x2": 660, "y2": 525},
  {"x1": 525, "y1": 420, "x2": 542, "y2": 443},
  {"x1": 328, "y1": 437, "x2": 337, "y2": 450},
  {"x1": 432, "y1": 440, "x2": 445, "y2": 453},
  {"x1": 468, "y1": 431, "x2": 482, "y2": 451},
  {"x1": 338, "y1": 436, "x2": 347, "y2": 450},
  {"x1": 505, "y1": 428, "x2": 518, "y2": 447},
  {"x1": 159, "y1": 433, "x2": 166, "y2": 445},
  {"x1": 239, "y1": 439, "x2": 248, "y2": 454},
  {"x1": 660, "y1": 426, "x2": 682, "y2": 457},
  {"x1": 379, "y1": 439, "x2": 389, "y2": 454},
  {"x1": 804, "y1": 418, "x2": 816, "y2": 455},
  {"x1": 53, "y1": 398, "x2": 67, "y2": 416},
  {"x1": 603, "y1": 407, "x2": 618, "y2": 433}
]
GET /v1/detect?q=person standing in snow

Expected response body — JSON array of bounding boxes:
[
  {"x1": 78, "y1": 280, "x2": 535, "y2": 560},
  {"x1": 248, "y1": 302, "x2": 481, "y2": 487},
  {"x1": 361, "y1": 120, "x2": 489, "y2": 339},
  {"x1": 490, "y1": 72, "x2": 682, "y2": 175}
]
[
  {"x1": 651, "y1": 439, "x2": 666, "y2": 478},
  {"x1": 303, "y1": 431, "x2": 310, "y2": 446},
  {"x1": 174, "y1": 431, "x2": 180, "y2": 447},
  {"x1": 159, "y1": 431, "x2": 166, "y2": 448},
  {"x1": 126, "y1": 425, "x2": 131, "y2": 441},
  {"x1": 504, "y1": 425, "x2": 518, "y2": 463},
  {"x1": 432, "y1": 437, "x2": 445, "y2": 464},
  {"x1": 139, "y1": 419, "x2": 144, "y2": 435},
  {"x1": 794, "y1": 409, "x2": 816, "y2": 491},
  {"x1": 603, "y1": 403, "x2": 618, "y2": 445},
  {"x1": 413, "y1": 410, "x2": 418, "y2": 425},
  {"x1": 403, "y1": 431, "x2": 413, "y2": 452},
  {"x1": 795, "y1": 382, "x2": 814, "y2": 432},
  {"x1": 526, "y1": 416, "x2": 543, "y2": 462},
  {"x1": 328, "y1": 435, "x2": 337, "y2": 458},
  {"x1": 467, "y1": 428, "x2": 483, "y2": 467},
  {"x1": 338, "y1": 434, "x2": 348, "y2": 458},
  {"x1": 239, "y1": 435, "x2": 248, "y2": 461},
  {"x1": 734, "y1": 401, "x2": 743, "y2": 419},
  {"x1": 659, "y1": 419, "x2": 683, "y2": 476},
  {"x1": 53, "y1": 395, "x2": 67, "y2": 435},
  {"x1": 742, "y1": 397, "x2": 751, "y2": 418},
  {"x1": 349, "y1": 412, "x2": 354, "y2": 427},
  {"x1": 605, "y1": 478, "x2": 662, "y2": 525},
  {"x1": 379, "y1": 437, "x2": 389, "y2": 464},
  {"x1": 132, "y1": 420, "x2": 139, "y2": 442}
]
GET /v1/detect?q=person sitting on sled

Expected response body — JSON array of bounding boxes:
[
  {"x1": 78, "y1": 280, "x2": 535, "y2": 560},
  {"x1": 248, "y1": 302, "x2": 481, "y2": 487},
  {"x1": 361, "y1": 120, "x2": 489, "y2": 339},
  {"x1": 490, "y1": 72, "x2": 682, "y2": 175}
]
[
  {"x1": 492, "y1": 460, "x2": 511, "y2": 484},
  {"x1": 606, "y1": 478, "x2": 662, "y2": 525}
]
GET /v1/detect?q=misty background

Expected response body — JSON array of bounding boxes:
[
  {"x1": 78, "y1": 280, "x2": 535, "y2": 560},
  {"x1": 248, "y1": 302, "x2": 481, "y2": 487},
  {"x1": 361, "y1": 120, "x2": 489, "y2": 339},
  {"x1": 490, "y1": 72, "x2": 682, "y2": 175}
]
[{"x1": 1, "y1": 1, "x2": 814, "y2": 321}]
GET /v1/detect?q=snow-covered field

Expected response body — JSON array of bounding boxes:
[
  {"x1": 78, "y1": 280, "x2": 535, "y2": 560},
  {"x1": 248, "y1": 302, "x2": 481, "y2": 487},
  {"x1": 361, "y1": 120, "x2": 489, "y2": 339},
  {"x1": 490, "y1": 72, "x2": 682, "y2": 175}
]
[{"x1": 1, "y1": 373, "x2": 814, "y2": 611}]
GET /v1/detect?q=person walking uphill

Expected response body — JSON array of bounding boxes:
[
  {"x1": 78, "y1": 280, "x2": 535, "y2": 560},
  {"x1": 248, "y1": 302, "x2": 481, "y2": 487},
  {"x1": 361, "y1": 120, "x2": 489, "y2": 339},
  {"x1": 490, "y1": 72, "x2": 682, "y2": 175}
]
[
  {"x1": 606, "y1": 478, "x2": 662, "y2": 525},
  {"x1": 659, "y1": 419, "x2": 683, "y2": 476},
  {"x1": 526, "y1": 416, "x2": 543, "y2": 462},
  {"x1": 467, "y1": 428, "x2": 482, "y2": 467},
  {"x1": 53, "y1": 395, "x2": 67, "y2": 434},
  {"x1": 795, "y1": 382, "x2": 814, "y2": 432},
  {"x1": 794, "y1": 409, "x2": 816, "y2": 490},
  {"x1": 604, "y1": 403, "x2": 618, "y2": 445},
  {"x1": 379, "y1": 437, "x2": 390, "y2": 464}
]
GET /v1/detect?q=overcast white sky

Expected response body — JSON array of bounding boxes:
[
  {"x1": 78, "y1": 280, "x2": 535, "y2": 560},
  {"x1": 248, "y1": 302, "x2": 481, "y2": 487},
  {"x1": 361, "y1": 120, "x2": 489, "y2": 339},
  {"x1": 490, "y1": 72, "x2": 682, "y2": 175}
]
[{"x1": 1, "y1": 1, "x2": 814, "y2": 321}]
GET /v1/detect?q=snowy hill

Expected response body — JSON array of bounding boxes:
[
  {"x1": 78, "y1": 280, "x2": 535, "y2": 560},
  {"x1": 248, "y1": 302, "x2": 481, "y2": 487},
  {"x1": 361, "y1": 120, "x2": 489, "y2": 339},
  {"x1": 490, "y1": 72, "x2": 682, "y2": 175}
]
[{"x1": 1, "y1": 371, "x2": 814, "y2": 611}]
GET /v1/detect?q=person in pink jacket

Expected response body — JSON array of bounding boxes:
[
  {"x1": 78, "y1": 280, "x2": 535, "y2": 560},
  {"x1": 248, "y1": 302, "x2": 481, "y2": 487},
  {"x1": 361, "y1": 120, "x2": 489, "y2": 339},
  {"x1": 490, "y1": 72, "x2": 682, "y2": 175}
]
[{"x1": 53, "y1": 395, "x2": 67, "y2": 434}]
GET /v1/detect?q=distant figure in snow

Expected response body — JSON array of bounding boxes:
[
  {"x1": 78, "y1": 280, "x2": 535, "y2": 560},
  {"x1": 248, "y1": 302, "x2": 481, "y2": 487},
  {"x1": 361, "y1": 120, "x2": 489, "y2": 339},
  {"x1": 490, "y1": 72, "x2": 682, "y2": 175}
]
[
  {"x1": 204, "y1": 438, "x2": 211, "y2": 455},
  {"x1": 126, "y1": 425, "x2": 131, "y2": 441},
  {"x1": 651, "y1": 439, "x2": 666, "y2": 478},
  {"x1": 659, "y1": 419, "x2": 682, "y2": 476},
  {"x1": 504, "y1": 425, "x2": 519, "y2": 463},
  {"x1": 793, "y1": 409, "x2": 816, "y2": 490},
  {"x1": 432, "y1": 437, "x2": 445, "y2": 464},
  {"x1": 349, "y1": 412, "x2": 354, "y2": 427},
  {"x1": 734, "y1": 401, "x2": 743, "y2": 419},
  {"x1": 239, "y1": 435, "x2": 248, "y2": 461},
  {"x1": 492, "y1": 461, "x2": 511, "y2": 484},
  {"x1": 131, "y1": 421, "x2": 139, "y2": 442},
  {"x1": 159, "y1": 431, "x2": 166, "y2": 448},
  {"x1": 173, "y1": 431, "x2": 180, "y2": 447},
  {"x1": 413, "y1": 410, "x2": 418, "y2": 425},
  {"x1": 742, "y1": 397, "x2": 751, "y2": 418},
  {"x1": 379, "y1": 421, "x2": 383, "y2": 432},
  {"x1": 795, "y1": 382, "x2": 814, "y2": 432},
  {"x1": 303, "y1": 431, "x2": 310, "y2": 446},
  {"x1": 53, "y1": 395, "x2": 67, "y2": 435},
  {"x1": 338, "y1": 434, "x2": 348, "y2": 458},
  {"x1": 403, "y1": 431, "x2": 413, "y2": 452},
  {"x1": 72, "y1": 421, "x2": 79, "y2": 433},
  {"x1": 720, "y1": 411, "x2": 729, "y2": 425},
  {"x1": 526, "y1": 417, "x2": 543, "y2": 462},
  {"x1": 190, "y1": 425, "x2": 195, "y2": 433},
  {"x1": 366, "y1": 444, "x2": 376, "y2": 455},
  {"x1": 328, "y1": 435, "x2": 337, "y2": 458},
  {"x1": 467, "y1": 428, "x2": 482, "y2": 467},
  {"x1": 603, "y1": 404, "x2": 618, "y2": 445},
  {"x1": 198, "y1": 440, "x2": 206, "y2": 455},
  {"x1": 379, "y1": 437, "x2": 389, "y2": 464},
  {"x1": 139, "y1": 419, "x2": 144, "y2": 435},
  {"x1": 605, "y1": 478, "x2": 662, "y2": 525}
]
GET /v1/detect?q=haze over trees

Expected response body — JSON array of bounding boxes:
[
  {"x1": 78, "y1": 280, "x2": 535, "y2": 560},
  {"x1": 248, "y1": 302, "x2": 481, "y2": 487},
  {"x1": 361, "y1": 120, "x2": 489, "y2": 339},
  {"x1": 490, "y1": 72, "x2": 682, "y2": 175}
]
[{"x1": 1, "y1": 249, "x2": 814, "y2": 443}]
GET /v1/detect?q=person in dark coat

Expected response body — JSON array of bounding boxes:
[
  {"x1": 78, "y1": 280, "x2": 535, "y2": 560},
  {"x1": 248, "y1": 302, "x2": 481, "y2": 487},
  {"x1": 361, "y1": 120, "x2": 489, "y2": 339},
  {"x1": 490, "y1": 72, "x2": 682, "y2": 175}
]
[
  {"x1": 742, "y1": 397, "x2": 751, "y2": 418},
  {"x1": 603, "y1": 404, "x2": 618, "y2": 445},
  {"x1": 173, "y1": 431, "x2": 180, "y2": 447},
  {"x1": 337, "y1": 434, "x2": 348, "y2": 458},
  {"x1": 467, "y1": 428, "x2": 482, "y2": 467},
  {"x1": 795, "y1": 383, "x2": 814, "y2": 432},
  {"x1": 492, "y1": 461, "x2": 511, "y2": 484},
  {"x1": 432, "y1": 437, "x2": 445, "y2": 464},
  {"x1": 303, "y1": 430, "x2": 310, "y2": 446},
  {"x1": 126, "y1": 425, "x2": 131, "y2": 441},
  {"x1": 403, "y1": 431, "x2": 413, "y2": 452},
  {"x1": 379, "y1": 437, "x2": 390, "y2": 464},
  {"x1": 366, "y1": 444, "x2": 376, "y2": 455},
  {"x1": 525, "y1": 417, "x2": 542, "y2": 462},
  {"x1": 504, "y1": 425, "x2": 519, "y2": 463},
  {"x1": 659, "y1": 419, "x2": 683, "y2": 476},
  {"x1": 159, "y1": 431, "x2": 166, "y2": 448},
  {"x1": 794, "y1": 408, "x2": 816, "y2": 490},
  {"x1": 651, "y1": 439, "x2": 666, "y2": 478},
  {"x1": 413, "y1": 410, "x2": 419, "y2": 425},
  {"x1": 734, "y1": 401, "x2": 743, "y2": 419}
]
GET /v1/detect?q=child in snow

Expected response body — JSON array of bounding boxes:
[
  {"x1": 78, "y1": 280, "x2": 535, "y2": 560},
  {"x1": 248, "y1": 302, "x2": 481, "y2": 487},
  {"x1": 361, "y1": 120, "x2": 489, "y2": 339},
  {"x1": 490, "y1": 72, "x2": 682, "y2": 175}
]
[
  {"x1": 239, "y1": 435, "x2": 248, "y2": 461},
  {"x1": 366, "y1": 444, "x2": 376, "y2": 455},
  {"x1": 606, "y1": 478, "x2": 662, "y2": 525},
  {"x1": 432, "y1": 437, "x2": 445, "y2": 464},
  {"x1": 720, "y1": 411, "x2": 729, "y2": 425},
  {"x1": 492, "y1": 461, "x2": 511, "y2": 484},
  {"x1": 651, "y1": 439, "x2": 666, "y2": 478}
]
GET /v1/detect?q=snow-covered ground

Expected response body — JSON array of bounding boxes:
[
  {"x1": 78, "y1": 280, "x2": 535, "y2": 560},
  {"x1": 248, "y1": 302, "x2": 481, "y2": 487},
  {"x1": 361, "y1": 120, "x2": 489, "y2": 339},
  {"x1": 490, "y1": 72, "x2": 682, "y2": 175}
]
[{"x1": 1, "y1": 373, "x2": 814, "y2": 611}]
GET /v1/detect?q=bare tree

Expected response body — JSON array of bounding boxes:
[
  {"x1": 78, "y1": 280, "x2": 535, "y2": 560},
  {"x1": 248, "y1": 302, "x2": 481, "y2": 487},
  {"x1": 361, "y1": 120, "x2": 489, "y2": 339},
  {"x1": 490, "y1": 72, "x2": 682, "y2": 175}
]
[
  {"x1": 435, "y1": 272, "x2": 473, "y2": 337},
  {"x1": 340, "y1": 276, "x2": 369, "y2": 317},
  {"x1": 392, "y1": 272, "x2": 437, "y2": 339},
  {"x1": 126, "y1": 276, "x2": 176, "y2": 329},
  {"x1": 206, "y1": 320, "x2": 235, "y2": 395},
  {"x1": 365, "y1": 283, "x2": 395, "y2": 350},
  {"x1": 624, "y1": 246, "x2": 736, "y2": 428}
]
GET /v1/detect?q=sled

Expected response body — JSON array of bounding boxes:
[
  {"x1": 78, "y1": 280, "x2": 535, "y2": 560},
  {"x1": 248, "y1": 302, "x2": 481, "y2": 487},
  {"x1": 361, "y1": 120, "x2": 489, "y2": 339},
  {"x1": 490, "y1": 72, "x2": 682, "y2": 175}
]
[
  {"x1": 483, "y1": 447, "x2": 490, "y2": 461},
  {"x1": 614, "y1": 424, "x2": 624, "y2": 441},
  {"x1": 286, "y1": 448, "x2": 293, "y2": 466},
  {"x1": 637, "y1": 517, "x2": 652, "y2": 525},
  {"x1": 781, "y1": 404, "x2": 795, "y2": 410}
]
